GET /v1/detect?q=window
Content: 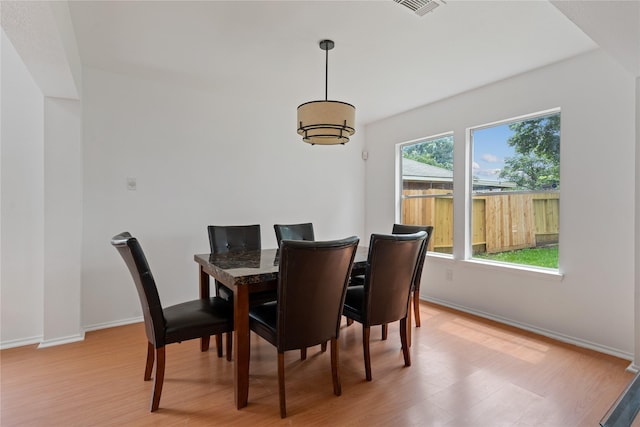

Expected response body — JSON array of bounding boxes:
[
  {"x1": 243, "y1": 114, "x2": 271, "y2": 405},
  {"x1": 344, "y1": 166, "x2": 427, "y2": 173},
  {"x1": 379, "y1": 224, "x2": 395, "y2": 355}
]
[
  {"x1": 400, "y1": 133, "x2": 454, "y2": 254},
  {"x1": 469, "y1": 110, "x2": 560, "y2": 269}
]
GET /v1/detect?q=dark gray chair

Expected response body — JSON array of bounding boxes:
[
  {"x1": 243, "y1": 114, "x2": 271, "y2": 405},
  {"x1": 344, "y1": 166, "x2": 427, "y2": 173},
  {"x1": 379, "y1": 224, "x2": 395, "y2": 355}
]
[
  {"x1": 111, "y1": 232, "x2": 234, "y2": 412},
  {"x1": 248, "y1": 236, "x2": 359, "y2": 418},
  {"x1": 273, "y1": 222, "x2": 315, "y2": 247},
  {"x1": 342, "y1": 231, "x2": 426, "y2": 381}
]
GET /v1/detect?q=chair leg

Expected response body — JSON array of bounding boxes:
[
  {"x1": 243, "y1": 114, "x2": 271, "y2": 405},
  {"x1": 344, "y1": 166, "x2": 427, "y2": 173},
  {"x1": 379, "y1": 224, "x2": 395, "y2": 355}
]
[
  {"x1": 150, "y1": 346, "x2": 166, "y2": 412},
  {"x1": 226, "y1": 332, "x2": 233, "y2": 361},
  {"x1": 407, "y1": 311, "x2": 413, "y2": 348},
  {"x1": 300, "y1": 347, "x2": 307, "y2": 360},
  {"x1": 278, "y1": 351, "x2": 286, "y2": 418},
  {"x1": 330, "y1": 338, "x2": 341, "y2": 396},
  {"x1": 406, "y1": 299, "x2": 413, "y2": 348},
  {"x1": 200, "y1": 336, "x2": 210, "y2": 352},
  {"x1": 363, "y1": 326, "x2": 372, "y2": 381},
  {"x1": 381, "y1": 324, "x2": 388, "y2": 340},
  {"x1": 321, "y1": 341, "x2": 327, "y2": 352},
  {"x1": 413, "y1": 290, "x2": 421, "y2": 327},
  {"x1": 144, "y1": 341, "x2": 154, "y2": 381},
  {"x1": 346, "y1": 317, "x2": 354, "y2": 326},
  {"x1": 400, "y1": 318, "x2": 411, "y2": 367},
  {"x1": 215, "y1": 334, "x2": 223, "y2": 357}
]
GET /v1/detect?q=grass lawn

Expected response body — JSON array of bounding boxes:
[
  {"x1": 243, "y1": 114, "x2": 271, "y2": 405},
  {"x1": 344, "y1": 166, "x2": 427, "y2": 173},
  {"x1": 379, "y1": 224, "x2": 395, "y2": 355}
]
[{"x1": 475, "y1": 246, "x2": 558, "y2": 269}]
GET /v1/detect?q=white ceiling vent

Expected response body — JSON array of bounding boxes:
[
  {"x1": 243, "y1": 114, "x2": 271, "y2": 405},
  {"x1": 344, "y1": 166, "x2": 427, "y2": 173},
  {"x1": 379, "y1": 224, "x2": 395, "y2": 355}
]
[{"x1": 394, "y1": 0, "x2": 445, "y2": 17}]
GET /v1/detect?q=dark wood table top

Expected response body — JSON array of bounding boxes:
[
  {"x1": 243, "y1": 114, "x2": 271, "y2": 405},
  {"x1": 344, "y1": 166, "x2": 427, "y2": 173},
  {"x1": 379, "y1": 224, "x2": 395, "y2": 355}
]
[{"x1": 194, "y1": 246, "x2": 368, "y2": 288}]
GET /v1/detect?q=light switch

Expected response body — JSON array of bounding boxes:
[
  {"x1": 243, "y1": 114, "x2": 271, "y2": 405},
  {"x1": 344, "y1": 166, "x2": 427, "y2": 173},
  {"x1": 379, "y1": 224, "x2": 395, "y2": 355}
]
[{"x1": 126, "y1": 177, "x2": 137, "y2": 191}]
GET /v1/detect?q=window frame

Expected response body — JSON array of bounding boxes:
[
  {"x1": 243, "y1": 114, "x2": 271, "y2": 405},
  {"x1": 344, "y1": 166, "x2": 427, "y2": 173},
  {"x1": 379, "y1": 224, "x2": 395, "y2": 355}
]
[
  {"x1": 396, "y1": 131, "x2": 454, "y2": 256},
  {"x1": 465, "y1": 108, "x2": 561, "y2": 273}
]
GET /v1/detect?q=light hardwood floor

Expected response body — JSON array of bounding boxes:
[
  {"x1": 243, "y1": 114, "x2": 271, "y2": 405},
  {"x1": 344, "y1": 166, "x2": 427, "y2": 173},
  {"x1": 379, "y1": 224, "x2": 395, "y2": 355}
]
[{"x1": 1, "y1": 302, "x2": 635, "y2": 426}]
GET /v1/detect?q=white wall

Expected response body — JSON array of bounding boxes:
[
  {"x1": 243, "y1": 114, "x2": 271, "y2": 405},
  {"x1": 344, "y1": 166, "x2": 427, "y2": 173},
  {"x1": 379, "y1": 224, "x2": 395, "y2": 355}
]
[
  {"x1": 42, "y1": 97, "x2": 83, "y2": 347},
  {"x1": 81, "y1": 66, "x2": 365, "y2": 329},
  {"x1": 365, "y1": 49, "x2": 636, "y2": 357},
  {"x1": 1, "y1": 0, "x2": 84, "y2": 349},
  {"x1": 0, "y1": 29, "x2": 45, "y2": 346}
]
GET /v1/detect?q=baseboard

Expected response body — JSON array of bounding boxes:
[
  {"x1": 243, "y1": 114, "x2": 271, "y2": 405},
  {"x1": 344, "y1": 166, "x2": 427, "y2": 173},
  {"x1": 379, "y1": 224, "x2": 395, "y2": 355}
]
[
  {"x1": 423, "y1": 296, "x2": 633, "y2": 361},
  {"x1": 0, "y1": 335, "x2": 43, "y2": 350},
  {"x1": 1, "y1": 317, "x2": 143, "y2": 351},
  {"x1": 38, "y1": 332, "x2": 85, "y2": 349},
  {"x1": 83, "y1": 316, "x2": 143, "y2": 332}
]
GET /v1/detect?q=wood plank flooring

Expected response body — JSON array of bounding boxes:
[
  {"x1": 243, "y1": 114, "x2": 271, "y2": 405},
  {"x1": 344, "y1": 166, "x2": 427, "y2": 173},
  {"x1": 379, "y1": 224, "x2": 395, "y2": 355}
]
[{"x1": 1, "y1": 302, "x2": 635, "y2": 426}]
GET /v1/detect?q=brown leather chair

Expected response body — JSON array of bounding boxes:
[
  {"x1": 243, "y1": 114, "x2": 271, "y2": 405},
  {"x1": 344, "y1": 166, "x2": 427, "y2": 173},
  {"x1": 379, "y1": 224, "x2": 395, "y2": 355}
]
[
  {"x1": 273, "y1": 222, "x2": 315, "y2": 247},
  {"x1": 208, "y1": 224, "x2": 262, "y2": 254},
  {"x1": 206, "y1": 224, "x2": 270, "y2": 353},
  {"x1": 111, "y1": 232, "x2": 234, "y2": 412},
  {"x1": 350, "y1": 224, "x2": 433, "y2": 340},
  {"x1": 342, "y1": 231, "x2": 426, "y2": 381},
  {"x1": 273, "y1": 222, "x2": 316, "y2": 359},
  {"x1": 391, "y1": 224, "x2": 433, "y2": 329},
  {"x1": 208, "y1": 224, "x2": 262, "y2": 301},
  {"x1": 207, "y1": 224, "x2": 274, "y2": 301},
  {"x1": 248, "y1": 236, "x2": 359, "y2": 418}
]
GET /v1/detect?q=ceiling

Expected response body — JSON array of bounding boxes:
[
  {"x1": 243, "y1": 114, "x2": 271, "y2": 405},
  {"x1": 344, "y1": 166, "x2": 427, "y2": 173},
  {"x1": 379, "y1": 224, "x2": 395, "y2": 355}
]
[{"x1": 63, "y1": 1, "x2": 598, "y2": 124}]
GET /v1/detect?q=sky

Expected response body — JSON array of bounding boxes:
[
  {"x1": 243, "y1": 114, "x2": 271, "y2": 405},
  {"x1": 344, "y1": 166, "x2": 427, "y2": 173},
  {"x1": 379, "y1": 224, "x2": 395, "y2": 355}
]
[{"x1": 472, "y1": 123, "x2": 516, "y2": 182}]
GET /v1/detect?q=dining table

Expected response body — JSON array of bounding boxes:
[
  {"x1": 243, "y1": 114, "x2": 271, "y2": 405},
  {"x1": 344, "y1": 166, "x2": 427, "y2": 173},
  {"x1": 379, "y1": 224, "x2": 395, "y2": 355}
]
[{"x1": 194, "y1": 245, "x2": 368, "y2": 409}]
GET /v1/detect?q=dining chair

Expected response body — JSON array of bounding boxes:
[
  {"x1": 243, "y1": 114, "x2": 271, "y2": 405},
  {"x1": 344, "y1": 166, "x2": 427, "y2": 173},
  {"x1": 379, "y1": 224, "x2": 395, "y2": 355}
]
[
  {"x1": 207, "y1": 224, "x2": 275, "y2": 353},
  {"x1": 273, "y1": 222, "x2": 316, "y2": 359},
  {"x1": 390, "y1": 224, "x2": 433, "y2": 329},
  {"x1": 350, "y1": 223, "x2": 433, "y2": 341},
  {"x1": 208, "y1": 224, "x2": 262, "y2": 254},
  {"x1": 207, "y1": 224, "x2": 264, "y2": 301},
  {"x1": 248, "y1": 236, "x2": 359, "y2": 418},
  {"x1": 273, "y1": 222, "x2": 315, "y2": 248},
  {"x1": 111, "y1": 232, "x2": 234, "y2": 412},
  {"x1": 342, "y1": 231, "x2": 426, "y2": 381}
]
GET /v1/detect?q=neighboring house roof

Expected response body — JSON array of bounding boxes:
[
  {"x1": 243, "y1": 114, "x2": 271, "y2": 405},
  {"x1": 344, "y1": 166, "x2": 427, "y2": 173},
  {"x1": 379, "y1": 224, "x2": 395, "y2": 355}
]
[
  {"x1": 472, "y1": 179, "x2": 517, "y2": 190},
  {"x1": 402, "y1": 158, "x2": 453, "y2": 183},
  {"x1": 403, "y1": 158, "x2": 516, "y2": 189}
]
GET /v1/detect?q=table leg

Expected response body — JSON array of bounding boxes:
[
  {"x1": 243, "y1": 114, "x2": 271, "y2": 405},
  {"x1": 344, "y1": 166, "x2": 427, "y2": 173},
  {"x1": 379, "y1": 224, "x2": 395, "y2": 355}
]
[
  {"x1": 199, "y1": 266, "x2": 210, "y2": 352},
  {"x1": 234, "y1": 285, "x2": 250, "y2": 409}
]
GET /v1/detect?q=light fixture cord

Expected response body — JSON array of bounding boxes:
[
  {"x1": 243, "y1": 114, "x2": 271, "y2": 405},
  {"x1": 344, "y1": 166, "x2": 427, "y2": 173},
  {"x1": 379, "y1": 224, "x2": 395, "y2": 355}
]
[{"x1": 324, "y1": 45, "x2": 328, "y2": 101}]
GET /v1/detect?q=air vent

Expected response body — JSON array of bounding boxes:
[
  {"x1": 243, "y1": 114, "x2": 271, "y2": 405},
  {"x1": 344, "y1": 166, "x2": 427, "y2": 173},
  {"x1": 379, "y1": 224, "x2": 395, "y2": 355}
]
[{"x1": 394, "y1": 0, "x2": 444, "y2": 17}]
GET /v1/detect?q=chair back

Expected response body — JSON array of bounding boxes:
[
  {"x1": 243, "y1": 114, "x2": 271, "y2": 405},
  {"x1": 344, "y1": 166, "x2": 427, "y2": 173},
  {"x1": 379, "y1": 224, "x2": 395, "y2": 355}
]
[
  {"x1": 364, "y1": 232, "x2": 426, "y2": 326},
  {"x1": 276, "y1": 236, "x2": 359, "y2": 352},
  {"x1": 208, "y1": 224, "x2": 261, "y2": 253},
  {"x1": 392, "y1": 224, "x2": 434, "y2": 290},
  {"x1": 273, "y1": 223, "x2": 315, "y2": 248},
  {"x1": 111, "y1": 232, "x2": 165, "y2": 347}
]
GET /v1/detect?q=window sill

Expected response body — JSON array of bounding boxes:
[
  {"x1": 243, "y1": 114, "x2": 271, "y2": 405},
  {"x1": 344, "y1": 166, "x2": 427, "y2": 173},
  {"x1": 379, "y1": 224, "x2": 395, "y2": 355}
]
[
  {"x1": 463, "y1": 258, "x2": 564, "y2": 281},
  {"x1": 426, "y1": 253, "x2": 564, "y2": 281}
]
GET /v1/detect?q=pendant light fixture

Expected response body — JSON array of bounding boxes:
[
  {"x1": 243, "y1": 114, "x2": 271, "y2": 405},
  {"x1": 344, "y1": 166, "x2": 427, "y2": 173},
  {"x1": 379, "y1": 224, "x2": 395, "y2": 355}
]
[{"x1": 297, "y1": 40, "x2": 355, "y2": 145}]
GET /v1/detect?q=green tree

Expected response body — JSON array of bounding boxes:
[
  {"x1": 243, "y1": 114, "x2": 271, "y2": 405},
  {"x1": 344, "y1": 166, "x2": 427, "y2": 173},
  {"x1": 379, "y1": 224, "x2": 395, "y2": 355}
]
[
  {"x1": 402, "y1": 136, "x2": 453, "y2": 170},
  {"x1": 500, "y1": 154, "x2": 559, "y2": 190},
  {"x1": 499, "y1": 114, "x2": 560, "y2": 190}
]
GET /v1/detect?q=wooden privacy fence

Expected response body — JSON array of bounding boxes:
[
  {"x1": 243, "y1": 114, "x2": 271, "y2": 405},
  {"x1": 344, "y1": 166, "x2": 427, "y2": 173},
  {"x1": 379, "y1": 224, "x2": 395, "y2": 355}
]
[{"x1": 402, "y1": 189, "x2": 559, "y2": 254}]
